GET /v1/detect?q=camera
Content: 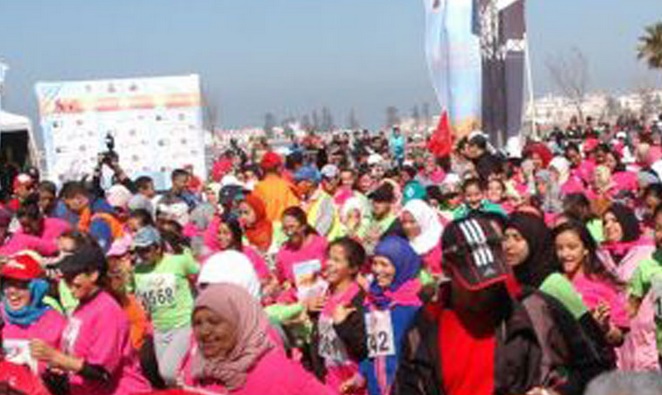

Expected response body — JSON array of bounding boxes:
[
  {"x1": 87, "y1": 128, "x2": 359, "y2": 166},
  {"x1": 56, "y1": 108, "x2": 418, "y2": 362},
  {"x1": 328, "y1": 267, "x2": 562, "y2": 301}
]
[{"x1": 99, "y1": 132, "x2": 119, "y2": 167}]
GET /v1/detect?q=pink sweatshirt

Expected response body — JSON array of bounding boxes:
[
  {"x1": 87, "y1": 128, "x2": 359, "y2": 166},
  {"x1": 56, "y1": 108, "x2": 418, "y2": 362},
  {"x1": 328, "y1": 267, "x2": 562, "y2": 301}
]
[
  {"x1": 182, "y1": 346, "x2": 335, "y2": 395},
  {"x1": 571, "y1": 272, "x2": 630, "y2": 329},
  {"x1": 607, "y1": 245, "x2": 661, "y2": 371},
  {"x1": 1, "y1": 309, "x2": 67, "y2": 373},
  {"x1": 62, "y1": 291, "x2": 151, "y2": 395},
  {"x1": 0, "y1": 217, "x2": 71, "y2": 257}
]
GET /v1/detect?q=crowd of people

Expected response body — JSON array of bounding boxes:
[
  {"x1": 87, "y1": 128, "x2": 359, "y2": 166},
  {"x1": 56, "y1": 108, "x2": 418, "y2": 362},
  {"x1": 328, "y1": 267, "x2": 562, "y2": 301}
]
[{"x1": 1, "y1": 116, "x2": 662, "y2": 395}]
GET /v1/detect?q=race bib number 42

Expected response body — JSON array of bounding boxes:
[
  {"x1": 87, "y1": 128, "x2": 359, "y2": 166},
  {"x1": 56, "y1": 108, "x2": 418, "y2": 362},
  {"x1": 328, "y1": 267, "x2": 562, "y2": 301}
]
[
  {"x1": 138, "y1": 273, "x2": 177, "y2": 311},
  {"x1": 365, "y1": 310, "x2": 396, "y2": 358}
]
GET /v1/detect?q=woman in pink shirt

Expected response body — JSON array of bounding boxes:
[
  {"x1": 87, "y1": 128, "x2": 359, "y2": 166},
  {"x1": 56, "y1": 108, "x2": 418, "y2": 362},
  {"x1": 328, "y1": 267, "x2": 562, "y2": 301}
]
[
  {"x1": 29, "y1": 245, "x2": 151, "y2": 395},
  {"x1": 275, "y1": 206, "x2": 328, "y2": 302},
  {"x1": 202, "y1": 214, "x2": 270, "y2": 281},
  {"x1": 10, "y1": 198, "x2": 71, "y2": 257},
  {"x1": 554, "y1": 221, "x2": 630, "y2": 357},
  {"x1": 181, "y1": 283, "x2": 333, "y2": 395},
  {"x1": 601, "y1": 204, "x2": 659, "y2": 371},
  {"x1": 1, "y1": 253, "x2": 66, "y2": 374}
]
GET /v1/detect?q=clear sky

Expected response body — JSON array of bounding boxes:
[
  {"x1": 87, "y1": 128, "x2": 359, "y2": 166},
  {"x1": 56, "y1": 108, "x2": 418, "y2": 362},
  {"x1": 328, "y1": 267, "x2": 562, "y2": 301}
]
[{"x1": 1, "y1": 0, "x2": 661, "y2": 129}]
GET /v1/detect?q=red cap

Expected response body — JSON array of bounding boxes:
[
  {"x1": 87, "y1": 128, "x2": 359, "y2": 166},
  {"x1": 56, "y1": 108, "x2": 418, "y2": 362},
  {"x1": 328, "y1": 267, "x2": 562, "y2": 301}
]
[
  {"x1": 1, "y1": 254, "x2": 44, "y2": 281},
  {"x1": 260, "y1": 151, "x2": 283, "y2": 170}
]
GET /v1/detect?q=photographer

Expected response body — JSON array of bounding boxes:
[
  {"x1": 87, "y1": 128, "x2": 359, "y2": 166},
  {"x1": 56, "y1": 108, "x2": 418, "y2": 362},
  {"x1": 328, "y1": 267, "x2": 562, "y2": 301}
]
[{"x1": 90, "y1": 134, "x2": 137, "y2": 199}]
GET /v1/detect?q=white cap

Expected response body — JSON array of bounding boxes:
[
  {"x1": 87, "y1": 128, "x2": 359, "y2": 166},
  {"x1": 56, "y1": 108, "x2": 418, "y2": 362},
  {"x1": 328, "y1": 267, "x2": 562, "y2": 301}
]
[
  {"x1": 198, "y1": 251, "x2": 261, "y2": 299},
  {"x1": 367, "y1": 154, "x2": 384, "y2": 166}
]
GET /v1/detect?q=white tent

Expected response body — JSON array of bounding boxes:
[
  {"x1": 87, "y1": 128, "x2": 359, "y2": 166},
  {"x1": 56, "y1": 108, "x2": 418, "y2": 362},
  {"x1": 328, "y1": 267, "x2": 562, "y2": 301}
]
[{"x1": 0, "y1": 110, "x2": 39, "y2": 168}]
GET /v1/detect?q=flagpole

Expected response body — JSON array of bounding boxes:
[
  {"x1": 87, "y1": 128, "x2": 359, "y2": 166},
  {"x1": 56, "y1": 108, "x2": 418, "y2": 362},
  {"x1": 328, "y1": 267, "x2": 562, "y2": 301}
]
[{"x1": 524, "y1": 33, "x2": 536, "y2": 139}]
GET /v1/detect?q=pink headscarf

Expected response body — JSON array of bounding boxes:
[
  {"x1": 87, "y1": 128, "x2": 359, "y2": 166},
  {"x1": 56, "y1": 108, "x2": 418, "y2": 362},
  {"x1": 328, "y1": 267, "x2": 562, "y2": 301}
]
[{"x1": 192, "y1": 283, "x2": 274, "y2": 390}]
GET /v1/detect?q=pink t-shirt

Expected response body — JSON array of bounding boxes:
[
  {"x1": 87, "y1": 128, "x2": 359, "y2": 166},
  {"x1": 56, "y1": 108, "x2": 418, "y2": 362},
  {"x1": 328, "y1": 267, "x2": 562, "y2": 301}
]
[
  {"x1": 571, "y1": 272, "x2": 629, "y2": 329},
  {"x1": 61, "y1": 291, "x2": 151, "y2": 395},
  {"x1": 275, "y1": 235, "x2": 328, "y2": 285},
  {"x1": 183, "y1": 346, "x2": 335, "y2": 395},
  {"x1": 421, "y1": 242, "x2": 443, "y2": 276},
  {"x1": 2, "y1": 308, "x2": 67, "y2": 373},
  {"x1": 1, "y1": 217, "x2": 72, "y2": 257}
]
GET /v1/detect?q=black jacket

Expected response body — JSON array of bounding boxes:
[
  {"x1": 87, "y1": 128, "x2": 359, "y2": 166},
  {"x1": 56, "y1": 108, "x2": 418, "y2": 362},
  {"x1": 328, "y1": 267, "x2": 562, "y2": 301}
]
[
  {"x1": 308, "y1": 290, "x2": 368, "y2": 383},
  {"x1": 393, "y1": 290, "x2": 609, "y2": 395}
]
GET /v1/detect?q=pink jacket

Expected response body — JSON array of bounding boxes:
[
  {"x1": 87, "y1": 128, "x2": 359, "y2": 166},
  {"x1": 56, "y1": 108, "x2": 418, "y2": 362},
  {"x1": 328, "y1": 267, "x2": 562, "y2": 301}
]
[
  {"x1": 181, "y1": 345, "x2": 335, "y2": 395},
  {"x1": 604, "y1": 245, "x2": 661, "y2": 371}
]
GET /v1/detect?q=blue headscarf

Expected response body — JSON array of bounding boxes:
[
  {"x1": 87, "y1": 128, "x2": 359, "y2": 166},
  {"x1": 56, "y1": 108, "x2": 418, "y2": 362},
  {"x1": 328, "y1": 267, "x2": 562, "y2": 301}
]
[
  {"x1": 4, "y1": 279, "x2": 52, "y2": 327},
  {"x1": 369, "y1": 236, "x2": 422, "y2": 308}
]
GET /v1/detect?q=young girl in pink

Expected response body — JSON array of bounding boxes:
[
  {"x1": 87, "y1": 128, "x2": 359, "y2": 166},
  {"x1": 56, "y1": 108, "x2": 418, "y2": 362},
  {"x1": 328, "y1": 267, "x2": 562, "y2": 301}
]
[
  {"x1": 308, "y1": 237, "x2": 368, "y2": 394},
  {"x1": 554, "y1": 221, "x2": 630, "y2": 356}
]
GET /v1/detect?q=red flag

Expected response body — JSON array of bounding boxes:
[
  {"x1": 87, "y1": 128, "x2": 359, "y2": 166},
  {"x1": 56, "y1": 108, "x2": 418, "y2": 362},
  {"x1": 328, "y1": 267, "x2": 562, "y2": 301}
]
[{"x1": 427, "y1": 111, "x2": 453, "y2": 158}]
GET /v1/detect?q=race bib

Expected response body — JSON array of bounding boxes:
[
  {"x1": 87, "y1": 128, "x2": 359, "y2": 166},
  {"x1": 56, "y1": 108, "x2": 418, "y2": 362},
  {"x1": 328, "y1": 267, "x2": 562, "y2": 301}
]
[
  {"x1": 3, "y1": 339, "x2": 38, "y2": 373},
  {"x1": 62, "y1": 317, "x2": 82, "y2": 354},
  {"x1": 652, "y1": 275, "x2": 662, "y2": 320},
  {"x1": 318, "y1": 317, "x2": 349, "y2": 364},
  {"x1": 137, "y1": 273, "x2": 177, "y2": 311},
  {"x1": 365, "y1": 310, "x2": 396, "y2": 358}
]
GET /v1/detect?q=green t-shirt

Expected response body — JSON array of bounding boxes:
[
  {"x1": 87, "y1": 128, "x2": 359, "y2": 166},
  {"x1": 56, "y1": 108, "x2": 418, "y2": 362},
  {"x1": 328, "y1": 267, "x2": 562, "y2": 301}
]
[
  {"x1": 134, "y1": 252, "x2": 199, "y2": 331},
  {"x1": 539, "y1": 272, "x2": 588, "y2": 320},
  {"x1": 58, "y1": 281, "x2": 79, "y2": 315},
  {"x1": 628, "y1": 252, "x2": 662, "y2": 356}
]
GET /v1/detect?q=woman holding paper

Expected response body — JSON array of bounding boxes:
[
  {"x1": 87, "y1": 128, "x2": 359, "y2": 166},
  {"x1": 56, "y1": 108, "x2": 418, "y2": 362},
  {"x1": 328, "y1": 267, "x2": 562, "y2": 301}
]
[{"x1": 275, "y1": 206, "x2": 328, "y2": 303}]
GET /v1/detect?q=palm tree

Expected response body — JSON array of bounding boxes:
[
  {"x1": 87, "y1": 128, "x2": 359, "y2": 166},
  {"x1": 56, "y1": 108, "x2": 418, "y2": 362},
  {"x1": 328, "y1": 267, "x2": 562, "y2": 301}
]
[{"x1": 637, "y1": 22, "x2": 662, "y2": 70}]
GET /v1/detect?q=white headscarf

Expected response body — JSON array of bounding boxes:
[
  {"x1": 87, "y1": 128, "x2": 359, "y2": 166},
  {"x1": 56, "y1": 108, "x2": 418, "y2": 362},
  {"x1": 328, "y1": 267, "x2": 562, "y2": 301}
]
[
  {"x1": 198, "y1": 251, "x2": 261, "y2": 299},
  {"x1": 401, "y1": 199, "x2": 444, "y2": 255},
  {"x1": 549, "y1": 156, "x2": 571, "y2": 185}
]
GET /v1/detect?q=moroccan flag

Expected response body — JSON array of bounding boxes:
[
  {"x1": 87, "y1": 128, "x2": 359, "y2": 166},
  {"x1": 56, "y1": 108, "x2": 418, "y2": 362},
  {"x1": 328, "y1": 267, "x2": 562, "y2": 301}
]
[{"x1": 428, "y1": 111, "x2": 453, "y2": 158}]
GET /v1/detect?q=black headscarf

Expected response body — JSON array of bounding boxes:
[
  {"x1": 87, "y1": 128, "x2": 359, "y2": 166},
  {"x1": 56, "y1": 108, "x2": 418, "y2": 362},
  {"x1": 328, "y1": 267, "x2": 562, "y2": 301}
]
[
  {"x1": 605, "y1": 203, "x2": 640, "y2": 243},
  {"x1": 506, "y1": 212, "x2": 560, "y2": 288}
]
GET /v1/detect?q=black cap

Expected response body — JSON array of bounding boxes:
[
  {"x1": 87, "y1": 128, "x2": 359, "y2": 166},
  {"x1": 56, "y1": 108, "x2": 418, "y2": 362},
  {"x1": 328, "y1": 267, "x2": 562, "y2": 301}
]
[
  {"x1": 368, "y1": 183, "x2": 395, "y2": 203},
  {"x1": 58, "y1": 245, "x2": 108, "y2": 278},
  {"x1": 442, "y1": 217, "x2": 510, "y2": 291}
]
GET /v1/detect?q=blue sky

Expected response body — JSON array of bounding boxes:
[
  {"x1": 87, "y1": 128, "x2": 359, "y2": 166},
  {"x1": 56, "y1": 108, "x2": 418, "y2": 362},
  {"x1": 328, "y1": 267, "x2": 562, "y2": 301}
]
[{"x1": 1, "y1": 0, "x2": 661, "y2": 129}]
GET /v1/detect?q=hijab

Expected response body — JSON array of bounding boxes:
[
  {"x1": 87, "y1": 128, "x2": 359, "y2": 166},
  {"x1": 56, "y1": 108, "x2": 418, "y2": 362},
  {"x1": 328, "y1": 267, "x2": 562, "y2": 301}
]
[
  {"x1": 192, "y1": 283, "x2": 274, "y2": 390},
  {"x1": 506, "y1": 212, "x2": 559, "y2": 288},
  {"x1": 4, "y1": 279, "x2": 52, "y2": 327},
  {"x1": 242, "y1": 194, "x2": 273, "y2": 252},
  {"x1": 369, "y1": 236, "x2": 422, "y2": 309},
  {"x1": 602, "y1": 203, "x2": 644, "y2": 261},
  {"x1": 198, "y1": 251, "x2": 261, "y2": 299},
  {"x1": 401, "y1": 199, "x2": 443, "y2": 255}
]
